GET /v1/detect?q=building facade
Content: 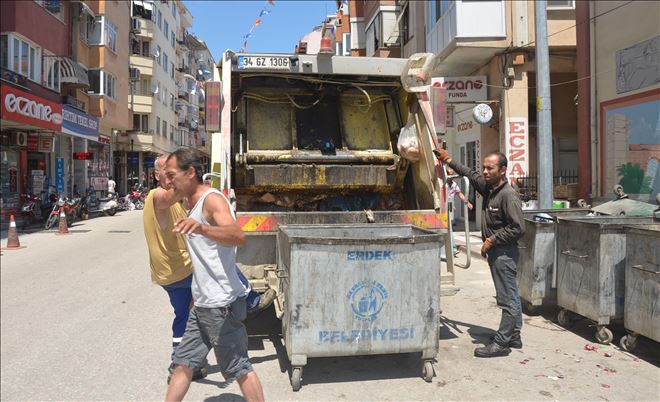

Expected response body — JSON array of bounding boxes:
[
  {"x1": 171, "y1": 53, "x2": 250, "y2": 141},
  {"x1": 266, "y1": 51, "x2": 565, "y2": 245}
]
[
  {"x1": 122, "y1": 0, "x2": 182, "y2": 192},
  {"x1": 0, "y1": 0, "x2": 116, "y2": 223},
  {"x1": 588, "y1": 0, "x2": 659, "y2": 202}
]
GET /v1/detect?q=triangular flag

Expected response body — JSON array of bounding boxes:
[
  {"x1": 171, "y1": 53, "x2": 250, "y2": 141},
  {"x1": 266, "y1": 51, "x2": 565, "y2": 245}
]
[
  {"x1": 259, "y1": 8, "x2": 270, "y2": 17},
  {"x1": 254, "y1": 18, "x2": 261, "y2": 26},
  {"x1": 268, "y1": 0, "x2": 275, "y2": 5}
]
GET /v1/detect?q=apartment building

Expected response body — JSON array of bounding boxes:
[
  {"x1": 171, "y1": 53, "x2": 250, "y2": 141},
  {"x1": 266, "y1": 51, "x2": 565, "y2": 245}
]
[
  {"x1": 123, "y1": 0, "x2": 181, "y2": 190},
  {"x1": 1, "y1": 0, "x2": 71, "y2": 221},
  {"x1": 76, "y1": 0, "x2": 131, "y2": 196},
  {"x1": 180, "y1": 33, "x2": 214, "y2": 159}
]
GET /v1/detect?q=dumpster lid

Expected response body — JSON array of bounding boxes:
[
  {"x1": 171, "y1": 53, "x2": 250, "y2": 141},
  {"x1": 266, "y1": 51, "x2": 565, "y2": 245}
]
[
  {"x1": 278, "y1": 224, "x2": 443, "y2": 245},
  {"x1": 591, "y1": 197, "x2": 659, "y2": 217}
]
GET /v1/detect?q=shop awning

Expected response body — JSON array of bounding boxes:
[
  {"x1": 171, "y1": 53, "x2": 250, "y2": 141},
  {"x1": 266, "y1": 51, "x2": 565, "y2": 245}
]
[{"x1": 60, "y1": 58, "x2": 90, "y2": 88}]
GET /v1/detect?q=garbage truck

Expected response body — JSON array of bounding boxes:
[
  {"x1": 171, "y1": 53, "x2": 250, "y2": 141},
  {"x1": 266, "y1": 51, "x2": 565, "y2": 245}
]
[{"x1": 204, "y1": 51, "x2": 468, "y2": 320}]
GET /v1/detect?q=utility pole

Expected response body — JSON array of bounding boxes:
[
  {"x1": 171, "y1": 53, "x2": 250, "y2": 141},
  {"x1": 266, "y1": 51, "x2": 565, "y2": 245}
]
[{"x1": 535, "y1": 0, "x2": 554, "y2": 209}]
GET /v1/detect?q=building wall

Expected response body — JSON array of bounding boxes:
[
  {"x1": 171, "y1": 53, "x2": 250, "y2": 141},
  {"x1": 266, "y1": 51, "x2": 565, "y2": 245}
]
[
  {"x1": 401, "y1": 0, "x2": 425, "y2": 58},
  {"x1": 592, "y1": 0, "x2": 660, "y2": 199}
]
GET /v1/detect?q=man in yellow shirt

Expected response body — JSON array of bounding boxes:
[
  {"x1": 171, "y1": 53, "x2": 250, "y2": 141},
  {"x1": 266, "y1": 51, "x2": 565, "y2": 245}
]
[{"x1": 143, "y1": 155, "x2": 206, "y2": 381}]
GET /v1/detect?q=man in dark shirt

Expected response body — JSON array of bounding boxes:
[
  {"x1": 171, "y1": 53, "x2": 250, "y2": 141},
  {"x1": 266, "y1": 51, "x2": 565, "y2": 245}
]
[{"x1": 435, "y1": 149, "x2": 525, "y2": 358}]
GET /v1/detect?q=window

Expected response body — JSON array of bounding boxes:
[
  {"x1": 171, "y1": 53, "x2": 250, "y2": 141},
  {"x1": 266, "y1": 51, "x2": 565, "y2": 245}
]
[
  {"x1": 548, "y1": 0, "x2": 575, "y2": 9},
  {"x1": 4, "y1": 35, "x2": 41, "y2": 82},
  {"x1": 172, "y1": 1, "x2": 176, "y2": 17},
  {"x1": 170, "y1": 124, "x2": 175, "y2": 141},
  {"x1": 162, "y1": 121, "x2": 167, "y2": 138},
  {"x1": 105, "y1": 19, "x2": 117, "y2": 52},
  {"x1": 104, "y1": 73, "x2": 116, "y2": 99},
  {"x1": 87, "y1": 70, "x2": 116, "y2": 99},
  {"x1": 163, "y1": 53, "x2": 168, "y2": 72},
  {"x1": 156, "y1": 117, "x2": 161, "y2": 135},
  {"x1": 163, "y1": 88, "x2": 168, "y2": 105},
  {"x1": 133, "y1": 114, "x2": 149, "y2": 132},
  {"x1": 170, "y1": 93, "x2": 175, "y2": 110},
  {"x1": 171, "y1": 31, "x2": 175, "y2": 48},
  {"x1": 157, "y1": 9, "x2": 162, "y2": 30},
  {"x1": 142, "y1": 41, "x2": 150, "y2": 57},
  {"x1": 164, "y1": 20, "x2": 169, "y2": 39},
  {"x1": 42, "y1": 52, "x2": 60, "y2": 91},
  {"x1": 81, "y1": 15, "x2": 117, "y2": 52},
  {"x1": 170, "y1": 61, "x2": 175, "y2": 79},
  {"x1": 156, "y1": 45, "x2": 161, "y2": 65},
  {"x1": 33, "y1": 0, "x2": 64, "y2": 21},
  {"x1": 402, "y1": 4, "x2": 411, "y2": 44},
  {"x1": 0, "y1": 35, "x2": 7, "y2": 69}
]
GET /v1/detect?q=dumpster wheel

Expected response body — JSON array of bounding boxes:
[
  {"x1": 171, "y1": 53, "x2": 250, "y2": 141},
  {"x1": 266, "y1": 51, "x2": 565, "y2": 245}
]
[
  {"x1": 620, "y1": 334, "x2": 638, "y2": 352},
  {"x1": 291, "y1": 367, "x2": 303, "y2": 391},
  {"x1": 422, "y1": 360, "x2": 434, "y2": 382},
  {"x1": 557, "y1": 309, "x2": 574, "y2": 327},
  {"x1": 595, "y1": 326, "x2": 613, "y2": 344}
]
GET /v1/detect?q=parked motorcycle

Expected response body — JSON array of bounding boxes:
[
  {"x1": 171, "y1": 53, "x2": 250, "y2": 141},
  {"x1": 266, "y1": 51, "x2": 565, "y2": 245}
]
[
  {"x1": 80, "y1": 190, "x2": 118, "y2": 219},
  {"x1": 20, "y1": 194, "x2": 42, "y2": 229},
  {"x1": 44, "y1": 196, "x2": 82, "y2": 230},
  {"x1": 128, "y1": 185, "x2": 145, "y2": 210}
]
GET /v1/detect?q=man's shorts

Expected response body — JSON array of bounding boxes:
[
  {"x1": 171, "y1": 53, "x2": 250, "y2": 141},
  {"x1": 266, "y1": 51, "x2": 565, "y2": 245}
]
[{"x1": 172, "y1": 297, "x2": 253, "y2": 382}]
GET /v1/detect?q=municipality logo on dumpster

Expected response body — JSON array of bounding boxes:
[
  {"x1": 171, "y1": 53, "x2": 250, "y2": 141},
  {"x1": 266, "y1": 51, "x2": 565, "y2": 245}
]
[{"x1": 347, "y1": 280, "x2": 388, "y2": 322}]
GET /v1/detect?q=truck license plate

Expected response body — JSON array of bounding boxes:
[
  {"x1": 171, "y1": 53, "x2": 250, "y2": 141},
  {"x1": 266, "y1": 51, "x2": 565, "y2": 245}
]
[{"x1": 238, "y1": 56, "x2": 290, "y2": 70}]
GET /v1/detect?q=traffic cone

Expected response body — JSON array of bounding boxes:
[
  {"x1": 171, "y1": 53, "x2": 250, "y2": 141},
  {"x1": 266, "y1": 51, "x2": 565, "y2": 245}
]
[
  {"x1": 5, "y1": 215, "x2": 24, "y2": 249},
  {"x1": 56, "y1": 210, "x2": 70, "y2": 236}
]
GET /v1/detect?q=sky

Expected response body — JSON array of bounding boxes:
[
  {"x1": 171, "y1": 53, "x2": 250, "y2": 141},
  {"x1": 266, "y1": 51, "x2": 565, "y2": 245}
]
[{"x1": 184, "y1": 0, "x2": 337, "y2": 62}]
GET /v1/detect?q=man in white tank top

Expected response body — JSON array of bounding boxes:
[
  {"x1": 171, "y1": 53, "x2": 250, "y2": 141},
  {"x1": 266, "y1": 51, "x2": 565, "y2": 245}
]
[{"x1": 163, "y1": 148, "x2": 264, "y2": 402}]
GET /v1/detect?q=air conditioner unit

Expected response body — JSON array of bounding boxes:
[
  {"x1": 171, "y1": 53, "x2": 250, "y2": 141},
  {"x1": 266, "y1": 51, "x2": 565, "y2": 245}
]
[
  {"x1": 10, "y1": 132, "x2": 27, "y2": 147},
  {"x1": 131, "y1": 17, "x2": 140, "y2": 33},
  {"x1": 129, "y1": 67, "x2": 141, "y2": 80}
]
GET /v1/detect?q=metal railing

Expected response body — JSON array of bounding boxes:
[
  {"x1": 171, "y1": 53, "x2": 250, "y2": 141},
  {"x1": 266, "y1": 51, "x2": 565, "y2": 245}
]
[
  {"x1": 516, "y1": 170, "x2": 579, "y2": 199},
  {"x1": 62, "y1": 95, "x2": 86, "y2": 112}
]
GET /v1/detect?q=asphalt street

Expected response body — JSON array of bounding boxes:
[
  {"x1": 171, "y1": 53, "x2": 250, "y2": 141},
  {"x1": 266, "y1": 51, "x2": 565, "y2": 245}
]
[{"x1": 1, "y1": 211, "x2": 658, "y2": 401}]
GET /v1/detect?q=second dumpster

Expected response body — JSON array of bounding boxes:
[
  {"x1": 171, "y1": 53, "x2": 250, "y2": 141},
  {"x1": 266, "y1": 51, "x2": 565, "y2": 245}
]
[
  {"x1": 517, "y1": 208, "x2": 589, "y2": 312},
  {"x1": 277, "y1": 224, "x2": 443, "y2": 391},
  {"x1": 555, "y1": 216, "x2": 656, "y2": 344}
]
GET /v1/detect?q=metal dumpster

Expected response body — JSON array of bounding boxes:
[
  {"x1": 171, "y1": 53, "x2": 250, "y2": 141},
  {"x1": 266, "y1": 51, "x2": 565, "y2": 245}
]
[
  {"x1": 620, "y1": 224, "x2": 660, "y2": 351},
  {"x1": 517, "y1": 209, "x2": 589, "y2": 311},
  {"x1": 555, "y1": 216, "x2": 656, "y2": 344},
  {"x1": 277, "y1": 224, "x2": 443, "y2": 390}
]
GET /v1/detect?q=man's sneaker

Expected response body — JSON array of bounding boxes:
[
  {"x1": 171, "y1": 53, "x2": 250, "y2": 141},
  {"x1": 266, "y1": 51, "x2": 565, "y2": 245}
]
[
  {"x1": 167, "y1": 363, "x2": 208, "y2": 384},
  {"x1": 474, "y1": 342, "x2": 511, "y2": 358},
  {"x1": 489, "y1": 334, "x2": 523, "y2": 349}
]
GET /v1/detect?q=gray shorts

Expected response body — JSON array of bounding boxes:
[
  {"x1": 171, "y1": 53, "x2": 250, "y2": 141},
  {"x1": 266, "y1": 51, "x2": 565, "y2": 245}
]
[{"x1": 172, "y1": 297, "x2": 253, "y2": 382}]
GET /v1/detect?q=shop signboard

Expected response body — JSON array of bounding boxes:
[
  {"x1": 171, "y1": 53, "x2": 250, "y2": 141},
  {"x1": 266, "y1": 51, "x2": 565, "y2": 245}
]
[
  {"x1": 38, "y1": 136, "x2": 54, "y2": 152},
  {"x1": 56, "y1": 157, "x2": 65, "y2": 193},
  {"x1": 505, "y1": 118, "x2": 529, "y2": 185},
  {"x1": 205, "y1": 81, "x2": 221, "y2": 132},
  {"x1": 90, "y1": 176, "x2": 108, "y2": 191},
  {"x1": 127, "y1": 152, "x2": 139, "y2": 166},
  {"x1": 61, "y1": 105, "x2": 99, "y2": 141},
  {"x1": 143, "y1": 156, "x2": 155, "y2": 168},
  {"x1": 32, "y1": 170, "x2": 44, "y2": 194},
  {"x1": 73, "y1": 152, "x2": 94, "y2": 160},
  {"x1": 27, "y1": 133, "x2": 39, "y2": 152},
  {"x1": 431, "y1": 76, "x2": 487, "y2": 103},
  {"x1": 1, "y1": 84, "x2": 62, "y2": 131}
]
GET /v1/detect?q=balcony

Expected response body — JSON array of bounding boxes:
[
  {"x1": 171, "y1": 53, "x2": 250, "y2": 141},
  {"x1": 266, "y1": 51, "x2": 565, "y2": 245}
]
[
  {"x1": 0, "y1": 67, "x2": 29, "y2": 89},
  {"x1": 426, "y1": 0, "x2": 507, "y2": 75},
  {"x1": 176, "y1": 63, "x2": 191, "y2": 75},
  {"x1": 132, "y1": 17, "x2": 154, "y2": 39},
  {"x1": 62, "y1": 95, "x2": 86, "y2": 112},
  {"x1": 130, "y1": 55, "x2": 154, "y2": 77},
  {"x1": 129, "y1": 94, "x2": 153, "y2": 114}
]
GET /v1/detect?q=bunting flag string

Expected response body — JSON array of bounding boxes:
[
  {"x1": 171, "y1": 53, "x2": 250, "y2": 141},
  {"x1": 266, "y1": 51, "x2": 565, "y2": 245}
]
[{"x1": 239, "y1": 0, "x2": 275, "y2": 52}]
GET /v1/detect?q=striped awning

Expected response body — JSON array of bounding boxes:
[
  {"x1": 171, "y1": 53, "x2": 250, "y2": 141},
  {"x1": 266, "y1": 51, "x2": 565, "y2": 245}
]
[{"x1": 60, "y1": 58, "x2": 90, "y2": 88}]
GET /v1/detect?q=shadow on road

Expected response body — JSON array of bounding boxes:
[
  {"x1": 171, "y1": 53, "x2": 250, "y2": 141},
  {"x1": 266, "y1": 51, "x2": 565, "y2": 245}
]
[
  {"x1": 439, "y1": 315, "x2": 496, "y2": 345},
  {"x1": 203, "y1": 393, "x2": 245, "y2": 402}
]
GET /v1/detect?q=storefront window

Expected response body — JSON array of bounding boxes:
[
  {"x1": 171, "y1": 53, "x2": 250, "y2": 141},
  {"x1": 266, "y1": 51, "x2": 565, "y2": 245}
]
[{"x1": 0, "y1": 150, "x2": 21, "y2": 210}]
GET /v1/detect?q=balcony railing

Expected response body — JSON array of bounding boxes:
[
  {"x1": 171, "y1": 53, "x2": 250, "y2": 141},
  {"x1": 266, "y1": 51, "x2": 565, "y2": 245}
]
[
  {"x1": 0, "y1": 67, "x2": 29, "y2": 89},
  {"x1": 62, "y1": 95, "x2": 86, "y2": 112}
]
